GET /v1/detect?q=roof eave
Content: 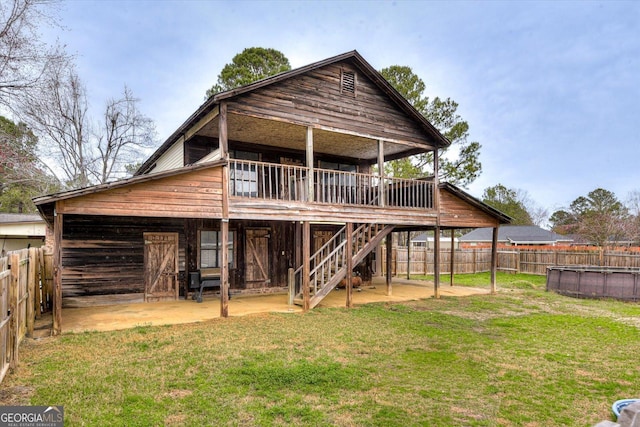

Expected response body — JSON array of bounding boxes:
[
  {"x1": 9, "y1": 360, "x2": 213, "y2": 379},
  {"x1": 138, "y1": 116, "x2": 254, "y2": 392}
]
[{"x1": 35, "y1": 159, "x2": 227, "y2": 207}]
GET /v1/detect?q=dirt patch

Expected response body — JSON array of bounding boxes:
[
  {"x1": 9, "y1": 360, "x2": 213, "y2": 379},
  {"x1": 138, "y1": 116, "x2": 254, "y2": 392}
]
[{"x1": 0, "y1": 385, "x2": 34, "y2": 405}]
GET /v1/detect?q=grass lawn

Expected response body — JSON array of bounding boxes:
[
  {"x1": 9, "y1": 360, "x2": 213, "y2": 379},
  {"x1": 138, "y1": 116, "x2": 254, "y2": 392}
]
[{"x1": 2, "y1": 273, "x2": 640, "y2": 426}]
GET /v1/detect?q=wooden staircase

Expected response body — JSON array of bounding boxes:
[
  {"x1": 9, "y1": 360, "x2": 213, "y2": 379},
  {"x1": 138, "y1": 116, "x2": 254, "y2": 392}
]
[{"x1": 293, "y1": 223, "x2": 394, "y2": 309}]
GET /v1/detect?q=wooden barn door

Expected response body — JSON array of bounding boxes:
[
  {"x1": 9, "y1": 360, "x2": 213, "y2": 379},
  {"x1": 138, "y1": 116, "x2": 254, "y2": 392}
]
[
  {"x1": 245, "y1": 229, "x2": 270, "y2": 288},
  {"x1": 144, "y1": 232, "x2": 179, "y2": 302}
]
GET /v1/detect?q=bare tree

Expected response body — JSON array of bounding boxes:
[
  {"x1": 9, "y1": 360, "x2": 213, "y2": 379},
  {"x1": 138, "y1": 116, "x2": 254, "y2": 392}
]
[
  {"x1": 0, "y1": 0, "x2": 68, "y2": 110},
  {"x1": 624, "y1": 190, "x2": 640, "y2": 245},
  {"x1": 93, "y1": 87, "x2": 157, "y2": 184},
  {"x1": 20, "y1": 61, "x2": 158, "y2": 188},
  {"x1": 19, "y1": 60, "x2": 92, "y2": 188}
]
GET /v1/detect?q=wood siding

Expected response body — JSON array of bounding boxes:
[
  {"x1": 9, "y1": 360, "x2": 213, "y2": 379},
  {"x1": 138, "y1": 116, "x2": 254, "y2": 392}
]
[
  {"x1": 439, "y1": 188, "x2": 500, "y2": 228},
  {"x1": 58, "y1": 167, "x2": 224, "y2": 219},
  {"x1": 153, "y1": 138, "x2": 184, "y2": 173},
  {"x1": 60, "y1": 215, "x2": 186, "y2": 305},
  {"x1": 184, "y1": 219, "x2": 295, "y2": 292},
  {"x1": 228, "y1": 62, "x2": 436, "y2": 148}
]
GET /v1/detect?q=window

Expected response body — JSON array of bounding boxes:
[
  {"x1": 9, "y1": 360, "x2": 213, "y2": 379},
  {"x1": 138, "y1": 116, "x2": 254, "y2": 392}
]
[
  {"x1": 317, "y1": 160, "x2": 358, "y2": 203},
  {"x1": 200, "y1": 230, "x2": 234, "y2": 268},
  {"x1": 230, "y1": 150, "x2": 260, "y2": 197},
  {"x1": 318, "y1": 160, "x2": 357, "y2": 186}
]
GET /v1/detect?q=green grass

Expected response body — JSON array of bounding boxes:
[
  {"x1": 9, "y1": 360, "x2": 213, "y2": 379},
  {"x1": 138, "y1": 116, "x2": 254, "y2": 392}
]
[
  {"x1": 413, "y1": 271, "x2": 548, "y2": 289},
  {"x1": 2, "y1": 273, "x2": 639, "y2": 426}
]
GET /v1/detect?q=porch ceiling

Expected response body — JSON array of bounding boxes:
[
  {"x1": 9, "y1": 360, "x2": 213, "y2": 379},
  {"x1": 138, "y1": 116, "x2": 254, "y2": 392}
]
[{"x1": 196, "y1": 113, "x2": 420, "y2": 162}]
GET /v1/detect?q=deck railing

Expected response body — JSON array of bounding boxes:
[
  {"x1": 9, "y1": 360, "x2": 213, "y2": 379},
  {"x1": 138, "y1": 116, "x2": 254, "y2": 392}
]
[{"x1": 229, "y1": 159, "x2": 435, "y2": 210}]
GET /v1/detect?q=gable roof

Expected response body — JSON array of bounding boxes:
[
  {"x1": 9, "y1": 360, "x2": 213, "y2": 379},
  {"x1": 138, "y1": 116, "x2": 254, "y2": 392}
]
[
  {"x1": 459, "y1": 225, "x2": 573, "y2": 244},
  {"x1": 136, "y1": 50, "x2": 450, "y2": 176},
  {"x1": 0, "y1": 213, "x2": 44, "y2": 224},
  {"x1": 439, "y1": 182, "x2": 512, "y2": 226}
]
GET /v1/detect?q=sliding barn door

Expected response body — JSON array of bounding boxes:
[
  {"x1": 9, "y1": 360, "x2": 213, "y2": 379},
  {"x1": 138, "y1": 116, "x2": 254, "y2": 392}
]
[
  {"x1": 144, "y1": 232, "x2": 179, "y2": 302},
  {"x1": 245, "y1": 229, "x2": 270, "y2": 288}
]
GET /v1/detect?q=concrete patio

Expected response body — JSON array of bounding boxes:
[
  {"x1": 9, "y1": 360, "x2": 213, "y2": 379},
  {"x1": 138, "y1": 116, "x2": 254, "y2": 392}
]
[{"x1": 60, "y1": 277, "x2": 489, "y2": 334}]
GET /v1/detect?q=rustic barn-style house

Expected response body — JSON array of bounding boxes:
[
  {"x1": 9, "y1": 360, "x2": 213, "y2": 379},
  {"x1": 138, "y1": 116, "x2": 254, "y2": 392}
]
[{"x1": 34, "y1": 51, "x2": 510, "y2": 334}]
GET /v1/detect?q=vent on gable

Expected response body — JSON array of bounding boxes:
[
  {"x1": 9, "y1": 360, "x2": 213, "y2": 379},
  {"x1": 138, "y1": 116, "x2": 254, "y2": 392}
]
[{"x1": 341, "y1": 70, "x2": 356, "y2": 96}]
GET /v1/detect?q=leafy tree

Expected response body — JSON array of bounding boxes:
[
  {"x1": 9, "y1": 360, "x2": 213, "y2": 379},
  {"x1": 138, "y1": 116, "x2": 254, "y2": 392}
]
[
  {"x1": 549, "y1": 209, "x2": 575, "y2": 234},
  {"x1": 380, "y1": 65, "x2": 481, "y2": 187},
  {"x1": 550, "y1": 188, "x2": 628, "y2": 248},
  {"x1": 481, "y1": 184, "x2": 533, "y2": 225},
  {"x1": 205, "y1": 47, "x2": 291, "y2": 98},
  {"x1": 0, "y1": 116, "x2": 59, "y2": 212}
]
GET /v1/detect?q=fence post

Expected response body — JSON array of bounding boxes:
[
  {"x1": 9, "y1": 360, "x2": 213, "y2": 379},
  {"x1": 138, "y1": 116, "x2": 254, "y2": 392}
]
[
  {"x1": 27, "y1": 248, "x2": 36, "y2": 338},
  {"x1": 472, "y1": 249, "x2": 477, "y2": 274},
  {"x1": 34, "y1": 248, "x2": 42, "y2": 319},
  {"x1": 9, "y1": 253, "x2": 19, "y2": 370}
]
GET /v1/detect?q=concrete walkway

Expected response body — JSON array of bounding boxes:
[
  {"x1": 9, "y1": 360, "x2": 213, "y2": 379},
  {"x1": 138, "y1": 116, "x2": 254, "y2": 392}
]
[{"x1": 61, "y1": 278, "x2": 489, "y2": 334}]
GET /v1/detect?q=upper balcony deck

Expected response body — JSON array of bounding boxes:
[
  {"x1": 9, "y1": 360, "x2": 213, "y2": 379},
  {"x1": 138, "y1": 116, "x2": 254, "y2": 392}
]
[{"x1": 228, "y1": 159, "x2": 437, "y2": 224}]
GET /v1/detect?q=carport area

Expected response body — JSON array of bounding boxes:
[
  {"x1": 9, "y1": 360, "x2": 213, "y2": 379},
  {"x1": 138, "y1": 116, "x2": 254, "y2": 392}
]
[{"x1": 60, "y1": 278, "x2": 488, "y2": 333}]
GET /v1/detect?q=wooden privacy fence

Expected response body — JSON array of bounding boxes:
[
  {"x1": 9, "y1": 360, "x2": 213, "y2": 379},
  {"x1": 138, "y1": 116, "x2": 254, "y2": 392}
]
[
  {"x1": 0, "y1": 247, "x2": 53, "y2": 384},
  {"x1": 386, "y1": 247, "x2": 640, "y2": 276}
]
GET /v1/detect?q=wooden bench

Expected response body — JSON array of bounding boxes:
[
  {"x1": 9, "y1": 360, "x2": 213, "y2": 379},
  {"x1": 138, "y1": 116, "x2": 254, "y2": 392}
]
[{"x1": 188, "y1": 268, "x2": 222, "y2": 303}]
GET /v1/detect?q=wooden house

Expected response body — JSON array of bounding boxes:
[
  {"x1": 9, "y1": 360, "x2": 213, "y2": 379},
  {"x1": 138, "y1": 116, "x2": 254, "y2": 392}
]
[{"x1": 34, "y1": 51, "x2": 510, "y2": 334}]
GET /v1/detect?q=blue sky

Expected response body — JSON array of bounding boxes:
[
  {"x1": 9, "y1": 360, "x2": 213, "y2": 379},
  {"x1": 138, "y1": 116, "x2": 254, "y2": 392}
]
[{"x1": 45, "y1": 0, "x2": 640, "y2": 216}]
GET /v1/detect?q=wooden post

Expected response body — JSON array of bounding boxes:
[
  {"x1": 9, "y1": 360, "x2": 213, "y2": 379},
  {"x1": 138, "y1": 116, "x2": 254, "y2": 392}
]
[
  {"x1": 26, "y1": 247, "x2": 37, "y2": 337},
  {"x1": 378, "y1": 139, "x2": 385, "y2": 207},
  {"x1": 306, "y1": 127, "x2": 314, "y2": 203},
  {"x1": 406, "y1": 231, "x2": 411, "y2": 279},
  {"x1": 421, "y1": 245, "x2": 427, "y2": 275},
  {"x1": 52, "y1": 210, "x2": 63, "y2": 336},
  {"x1": 220, "y1": 219, "x2": 229, "y2": 318},
  {"x1": 9, "y1": 253, "x2": 19, "y2": 369},
  {"x1": 34, "y1": 248, "x2": 42, "y2": 319},
  {"x1": 490, "y1": 226, "x2": 499, "y2": 294},
  {"x1": 433, "y1": 148, "x2": 440, "y2": 211},
  {"x1": 434, "y1": 227, "x2": 440, "y2": 299},
  {"x1": 473, "y1": 249, "x2": 477, "y2": 274},
  {"x1": 386, "y1": 232, "x2": 392, "y2": 296},
  {"x1": 287, "y1": 268, "x2": 295, "y2": 306},
  {"x1": 450, "y1": 231, "x2": 455, "y2": 286},
  {"x1": 220, "y1": 104, "x2": 230, "y2": 316},
  {"x1": 346, "y1": 222, "x2": 353, "y2": 308},
  {"x1": 302, "y1": 221, "x2": 310, "y2": 311},
  {"x1": 219, "y1": 102, "x2": 228, "y2": 159},
  {"x1": 375, "y1": 244, "x2": 382, "y2": 277}
]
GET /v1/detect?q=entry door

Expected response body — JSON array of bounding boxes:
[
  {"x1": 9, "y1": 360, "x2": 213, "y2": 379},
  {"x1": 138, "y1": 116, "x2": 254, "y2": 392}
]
[
  {"x1": 245, "y1": 229, "x2": 270, "y2": 288},
  {"x1": 144, "y1": 232, "x2": 179, "y2": 302}
]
